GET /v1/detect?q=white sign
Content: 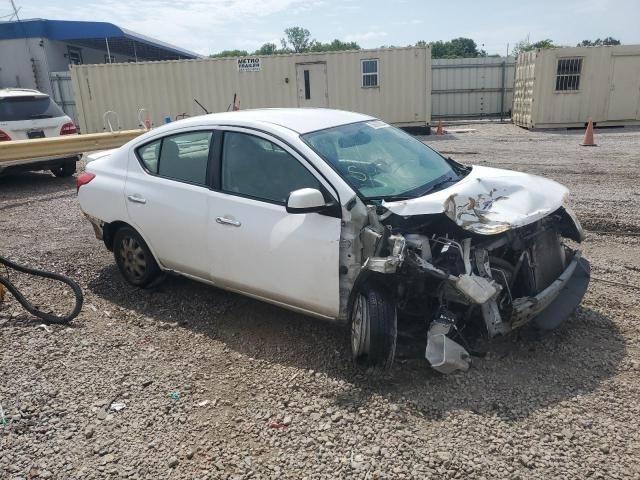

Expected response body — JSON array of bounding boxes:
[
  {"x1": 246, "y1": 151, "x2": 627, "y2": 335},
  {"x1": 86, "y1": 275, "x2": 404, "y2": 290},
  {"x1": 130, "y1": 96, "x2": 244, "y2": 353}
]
[{"x1": 237, "y1": 58, "x2": 261, "y2": 72}]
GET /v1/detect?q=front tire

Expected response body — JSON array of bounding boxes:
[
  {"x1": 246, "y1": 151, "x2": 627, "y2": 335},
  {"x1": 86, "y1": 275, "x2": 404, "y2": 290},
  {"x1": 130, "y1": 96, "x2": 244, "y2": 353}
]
[
  {"x1": 113, "y1": 227, "x2": 160, "y2": 287},
  {"x1": 350, "y1": 287, "x2": 397, "y2": 369}
]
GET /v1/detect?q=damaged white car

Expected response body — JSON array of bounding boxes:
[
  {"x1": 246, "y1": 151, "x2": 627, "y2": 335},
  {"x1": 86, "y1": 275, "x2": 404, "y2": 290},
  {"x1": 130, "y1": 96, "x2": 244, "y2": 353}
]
[{"x1": 77, "y1": 109, "x2": 590, "y2": 372}]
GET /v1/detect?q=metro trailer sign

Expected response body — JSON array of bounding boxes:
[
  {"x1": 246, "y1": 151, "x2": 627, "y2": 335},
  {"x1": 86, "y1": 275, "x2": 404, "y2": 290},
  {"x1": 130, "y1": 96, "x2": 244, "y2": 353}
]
[{"x1": 237, "y1": 58, "x2": 261, "y2": 72}]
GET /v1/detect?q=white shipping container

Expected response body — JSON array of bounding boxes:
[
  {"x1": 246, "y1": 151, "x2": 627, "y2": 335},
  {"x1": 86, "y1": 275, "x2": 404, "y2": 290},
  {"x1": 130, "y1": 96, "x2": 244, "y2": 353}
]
[
  {"x1": 512, "y1": 44, "x2": 640, "y2": 129},
  {"x1": 70, "y1": 47, "x2": 431, "y2": 133}
]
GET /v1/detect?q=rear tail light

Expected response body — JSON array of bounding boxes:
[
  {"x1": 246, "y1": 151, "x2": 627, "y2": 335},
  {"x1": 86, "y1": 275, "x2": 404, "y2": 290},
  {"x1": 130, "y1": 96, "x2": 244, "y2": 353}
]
[
  {"x1": 60, "y1": 122, "x2": 78, "y2": 135},
  {"x1": 76, "y1": 172, "x2": 96, "y2": 192},
  {"x1": 0, "y1": 129, "x2": 11, "y2": 141}
]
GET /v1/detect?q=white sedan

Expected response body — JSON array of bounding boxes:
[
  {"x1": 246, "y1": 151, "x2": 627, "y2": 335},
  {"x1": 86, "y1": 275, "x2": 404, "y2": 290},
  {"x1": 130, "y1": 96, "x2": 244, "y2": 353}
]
[{"x1": 77, "y1": 109, "x2": 590, "y2": 372}]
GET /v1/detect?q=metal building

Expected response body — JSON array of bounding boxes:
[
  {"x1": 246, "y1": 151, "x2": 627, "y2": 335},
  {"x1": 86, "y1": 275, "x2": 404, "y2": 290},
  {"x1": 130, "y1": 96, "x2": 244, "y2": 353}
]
[
  {"x1": 0, "y1": 18, "x2": 200, "y2": 120},
  {"x1": 69, "y1": 47, "x2": 432, "y2": 133},
  {"x1": 513, "y1": 44, "x2": 640, "y2": 129}
]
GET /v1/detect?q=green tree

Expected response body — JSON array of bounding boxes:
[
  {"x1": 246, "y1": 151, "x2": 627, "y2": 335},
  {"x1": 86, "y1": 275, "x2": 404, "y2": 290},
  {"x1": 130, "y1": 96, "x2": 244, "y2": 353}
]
[
  {"x1": 420, "y1": 37, "x2": 484, "y2": 58},
  {"x1": 282, "y1": 26, "x2": 311, "y2": 53},
  {"x1": 578, "y1": 37, "x2": 621, "y2": 46},
  {"x1": 208, "y1": 49, "x2": 248, "y2": 58},
  {"x1": 512, "y1": 38, "x2": 558, "y2": 56},
  {"x1": 309, "y1": 39, "x2": 360, "y2": 52},
  {"x1": 255, "y1": 42, "x2": 279, "y2": 55}
]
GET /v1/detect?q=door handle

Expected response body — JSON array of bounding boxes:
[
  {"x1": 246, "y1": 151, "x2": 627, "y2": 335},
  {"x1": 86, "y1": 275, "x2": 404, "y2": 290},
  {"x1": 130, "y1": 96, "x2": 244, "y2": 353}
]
[
  {"x1": 127, "y1": 195, "x2": 147, "y2": 204},
  {"x1": 216, "y1": 216, "x2": 241, "y2": 227}
]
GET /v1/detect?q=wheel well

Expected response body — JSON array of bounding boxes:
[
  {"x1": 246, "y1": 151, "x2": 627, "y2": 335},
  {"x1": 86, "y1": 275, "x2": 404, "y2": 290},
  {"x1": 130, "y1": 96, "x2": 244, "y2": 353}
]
[{"x1": 103, "y1": 221, "x2": 132, "y2": 251}]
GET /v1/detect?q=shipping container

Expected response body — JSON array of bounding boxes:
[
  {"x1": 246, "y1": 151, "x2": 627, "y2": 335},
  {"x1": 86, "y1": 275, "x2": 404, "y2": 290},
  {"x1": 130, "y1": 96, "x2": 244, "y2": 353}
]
[
  {"x1": 70, "y1": 47, "x2": 431, "y2": 133},
  {"x1": 432, "y1": 57, "x2": 515, "y2": 120},
  {"x1": 512, "y1": 45, "x2": 640, "y2": 129}
]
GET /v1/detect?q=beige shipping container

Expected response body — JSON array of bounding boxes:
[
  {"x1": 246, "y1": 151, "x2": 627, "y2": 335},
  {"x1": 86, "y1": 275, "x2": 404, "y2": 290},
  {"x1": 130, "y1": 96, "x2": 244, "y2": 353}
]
[
  {"x1": 513, "y1": 44, "x2": 640, "y2": 129},
  {"x1": 70, "y1": 47, "x2": 431, "y2": 133}
]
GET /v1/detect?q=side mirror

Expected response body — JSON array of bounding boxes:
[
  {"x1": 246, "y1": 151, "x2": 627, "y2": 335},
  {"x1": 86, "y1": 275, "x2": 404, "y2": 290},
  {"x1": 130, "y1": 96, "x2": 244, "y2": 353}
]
[{"x1": 286, "y1": 188, "x2": 328, "y2": 214}]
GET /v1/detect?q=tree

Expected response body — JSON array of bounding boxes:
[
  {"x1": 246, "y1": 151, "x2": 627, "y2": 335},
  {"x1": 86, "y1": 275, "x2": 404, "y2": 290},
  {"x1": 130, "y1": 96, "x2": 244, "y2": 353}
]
[
  {"x1": 309, "y1": 39, "x2": 360, "y2": 52},
  {"x1": 578, "y1": 37, "x2": 621, "y2": 46},
  {"x1": 512, "y1": 38, "x2": 558, "y2": 56},
  {"x1": 209, "y1": 49, "x2": 248, "y2": 58},
  {"x1": 255, "y1": 42, "x2": 279, "y2": 55},
  {"x1": 421, "y1": 37, "x2": 484, "y2": 58},
  {"x1": 282, "y1": 26, "x2": 311, "y2": 53}
]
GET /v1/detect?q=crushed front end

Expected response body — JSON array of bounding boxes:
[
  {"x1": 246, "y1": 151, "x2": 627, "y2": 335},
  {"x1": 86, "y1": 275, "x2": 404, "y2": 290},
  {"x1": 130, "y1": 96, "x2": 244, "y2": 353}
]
[{"x1": 359, "y1": 204, "x2": 590, "y2": 373}]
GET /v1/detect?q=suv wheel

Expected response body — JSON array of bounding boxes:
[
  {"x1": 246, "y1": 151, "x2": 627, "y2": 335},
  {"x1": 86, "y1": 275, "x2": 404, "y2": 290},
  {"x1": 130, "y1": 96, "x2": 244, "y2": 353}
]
[
  {"x1": 51, "y1": 160, "x2": 76, "y2": 177},
  {"x1": 113, "y1": 227, "x2": 160, "y2": 287}
]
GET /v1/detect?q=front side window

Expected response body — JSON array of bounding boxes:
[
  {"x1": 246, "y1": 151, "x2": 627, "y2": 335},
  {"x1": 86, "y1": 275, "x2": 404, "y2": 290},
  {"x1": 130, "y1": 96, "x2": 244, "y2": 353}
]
[
  {"x1": 303, "y1": 120, "x2": 457, "y2": 201},
  {"x1": 221, "y1": 131, "x2": 320, "y2": 204},
  {"x1": 361, "y1": 59, "x2": 379, "y2": 87},
  {"x1": 555, "y1": 57, "x2": 582, "y2": 91},
  {"x1": 136, "y1": 131, "x2": 212, "y2": 185}
]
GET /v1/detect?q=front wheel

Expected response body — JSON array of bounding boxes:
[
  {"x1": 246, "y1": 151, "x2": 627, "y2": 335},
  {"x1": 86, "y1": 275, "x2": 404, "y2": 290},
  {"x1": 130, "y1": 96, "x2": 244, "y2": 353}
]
[
  {"x1": 113, "y1": 227, "x2": 160, "y2": 287},
  {"x1": 350, "y1": 287, "x2": 397, "y2": 369}
]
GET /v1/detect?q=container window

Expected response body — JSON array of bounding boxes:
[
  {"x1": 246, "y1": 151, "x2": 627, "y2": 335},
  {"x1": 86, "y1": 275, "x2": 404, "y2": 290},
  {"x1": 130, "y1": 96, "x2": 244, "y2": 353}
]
[
  {"x1": 555, "y1": 57, "x2": 583, "y2": 91},
  {"x1": 361, "y1": 59, "x2": 379, "y2": 87}
]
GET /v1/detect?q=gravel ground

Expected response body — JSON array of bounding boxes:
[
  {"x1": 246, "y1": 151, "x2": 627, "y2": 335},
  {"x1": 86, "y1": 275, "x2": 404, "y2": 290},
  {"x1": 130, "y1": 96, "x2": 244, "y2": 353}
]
[{"x1": 1, "y1": 122, "x2": 640, "y2": 479}]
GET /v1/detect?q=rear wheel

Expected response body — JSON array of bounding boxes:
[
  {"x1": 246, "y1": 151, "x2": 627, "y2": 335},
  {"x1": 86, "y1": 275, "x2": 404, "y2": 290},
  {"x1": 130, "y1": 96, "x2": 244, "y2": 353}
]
[
  {"x1": 50, "y1": 160, "x2": 76, "y2": 177},
  {"x1": 113, "y1": 227, "x2": 160, "y2": 287},
  {"x1": 350, "y1": 287, "x2": 397, "y2": 369}
]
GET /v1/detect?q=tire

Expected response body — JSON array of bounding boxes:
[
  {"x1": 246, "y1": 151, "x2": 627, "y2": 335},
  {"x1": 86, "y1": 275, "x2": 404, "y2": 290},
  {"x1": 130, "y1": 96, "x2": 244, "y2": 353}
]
[
  {"x1": 50, "y1": 160, "x2": 76, "y2": 178},
  {"x1": 113, "y1": 226, "x2": 160, "y2": 287},
  {"x1": 350, "y1": 286, "x2": 397, "y2": 369}
]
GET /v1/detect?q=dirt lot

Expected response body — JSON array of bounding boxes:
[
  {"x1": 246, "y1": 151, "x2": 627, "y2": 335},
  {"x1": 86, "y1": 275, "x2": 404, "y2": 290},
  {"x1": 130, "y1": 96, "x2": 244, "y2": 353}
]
[{"x1": 1, "y1": 122, "x2": 640, "y2": 479}]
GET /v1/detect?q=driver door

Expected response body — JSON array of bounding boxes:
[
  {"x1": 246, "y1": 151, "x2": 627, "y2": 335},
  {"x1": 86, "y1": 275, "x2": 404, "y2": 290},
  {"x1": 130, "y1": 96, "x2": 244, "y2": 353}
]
[{"x1": 207, "y1": 129, "x2": 342, "y2": 318}]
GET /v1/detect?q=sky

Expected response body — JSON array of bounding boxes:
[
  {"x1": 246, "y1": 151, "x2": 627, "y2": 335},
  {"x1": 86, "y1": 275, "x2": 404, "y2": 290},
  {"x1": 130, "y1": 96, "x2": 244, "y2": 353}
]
[{"x1": 7, "y1": 0, "x2": 640, "y2": 56}]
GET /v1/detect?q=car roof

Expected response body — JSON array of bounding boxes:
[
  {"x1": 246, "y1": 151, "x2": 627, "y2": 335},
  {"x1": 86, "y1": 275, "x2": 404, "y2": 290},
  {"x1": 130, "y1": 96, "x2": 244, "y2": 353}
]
[
  {"x1": 175, "y1": 108, "x2": 376, "y2": 134},
  {"x1": 0, "y1": 88, "x2": 49, "y2": 99}
]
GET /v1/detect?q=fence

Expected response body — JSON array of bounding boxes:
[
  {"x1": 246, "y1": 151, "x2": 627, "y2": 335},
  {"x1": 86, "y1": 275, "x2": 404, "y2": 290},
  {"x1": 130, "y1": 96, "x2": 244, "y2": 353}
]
[
  {"x1": 431, "y1": 57, "x2": 516, "y2": 120},
  {"x1": 49, "y1": 72, "x2": 78, "y2": 126}
]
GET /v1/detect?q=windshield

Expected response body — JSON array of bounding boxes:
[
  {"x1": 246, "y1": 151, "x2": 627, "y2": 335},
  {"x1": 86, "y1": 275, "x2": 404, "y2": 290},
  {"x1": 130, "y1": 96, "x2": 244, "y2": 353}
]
[
  {"x1": 302, "y1": 120, "x2": 457, "y2": 201},
  {"x1": 0, "y1": 96, "x2": 66, "y2": 121}
]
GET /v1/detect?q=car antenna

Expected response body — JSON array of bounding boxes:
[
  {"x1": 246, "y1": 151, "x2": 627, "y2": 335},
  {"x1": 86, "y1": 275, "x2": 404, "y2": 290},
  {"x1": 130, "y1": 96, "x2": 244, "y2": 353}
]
[{"x1": 193, "y1": 98, "x2": 210, "y2": 114}]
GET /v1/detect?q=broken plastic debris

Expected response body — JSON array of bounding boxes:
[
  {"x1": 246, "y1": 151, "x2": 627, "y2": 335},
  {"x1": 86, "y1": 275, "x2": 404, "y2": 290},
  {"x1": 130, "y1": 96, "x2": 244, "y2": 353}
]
[
  {"x1": 38, "y1": 324, "x2": 52, "y2": 333},
  {"x1": 425, "y1": 322, "x2": 471, "y2": 374},
  {"x1": 169, "y1": 392, "x2": 180, "y2": 401},
  {"x1": 198, "y1": 400, "x2": 209, "y2": 407},
  {"x1": 110, "y1": 402, "x2": 126, "y2": 412}
]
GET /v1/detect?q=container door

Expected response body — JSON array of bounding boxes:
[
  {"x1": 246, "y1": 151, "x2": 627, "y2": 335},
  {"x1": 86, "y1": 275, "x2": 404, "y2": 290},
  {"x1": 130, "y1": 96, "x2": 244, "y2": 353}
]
[
  {"x1": 608, "y1": 55, "x2": 640, "y2": 121},
  {"x1": 296, "y1": 63, "x2": 329, "y2": 108}
]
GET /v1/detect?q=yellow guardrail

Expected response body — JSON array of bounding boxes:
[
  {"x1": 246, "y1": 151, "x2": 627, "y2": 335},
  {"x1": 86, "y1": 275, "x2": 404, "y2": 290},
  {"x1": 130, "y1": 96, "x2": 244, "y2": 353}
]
[{"x1": 0, "y1": 130, "x2": 146, "y2": 164}]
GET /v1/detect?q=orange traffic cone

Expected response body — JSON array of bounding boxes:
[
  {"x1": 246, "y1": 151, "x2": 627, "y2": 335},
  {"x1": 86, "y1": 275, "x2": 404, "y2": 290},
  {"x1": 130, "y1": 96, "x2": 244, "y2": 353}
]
[
  {"x1": 435, "y1": 120, "x2": 444, "y2": 135},
  {"x1": 580, "y1": 118, "x2": 597, "y2": 146}
]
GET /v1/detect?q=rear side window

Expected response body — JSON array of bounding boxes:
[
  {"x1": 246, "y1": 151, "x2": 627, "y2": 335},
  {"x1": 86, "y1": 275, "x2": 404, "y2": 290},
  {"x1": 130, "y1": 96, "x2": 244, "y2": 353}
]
[
  {"x1": 0, "y1": 96, "x2": 66, "y2": 121},
  {"x1": 137, "y1": 140, "x2": 160, "y2": 173},
  {"x1": 135, "y1": 131, "x2": 212, "y2": 186}
]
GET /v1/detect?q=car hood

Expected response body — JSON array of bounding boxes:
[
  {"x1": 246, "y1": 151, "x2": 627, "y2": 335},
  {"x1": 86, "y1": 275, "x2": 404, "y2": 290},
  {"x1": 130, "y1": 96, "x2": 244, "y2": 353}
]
[{"x1": 382, "y1": 165, "x2": 568, "y2": 235}]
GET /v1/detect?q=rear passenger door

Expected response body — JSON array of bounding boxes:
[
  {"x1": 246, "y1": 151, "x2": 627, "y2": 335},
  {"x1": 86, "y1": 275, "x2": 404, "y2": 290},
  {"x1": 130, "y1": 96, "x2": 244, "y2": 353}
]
[
  {"x1": 207, "y1": 128, "x2": 342, "y2": 318},
  {"x1": 125, "y1": 129, "x2": 213, "y2": 279}
]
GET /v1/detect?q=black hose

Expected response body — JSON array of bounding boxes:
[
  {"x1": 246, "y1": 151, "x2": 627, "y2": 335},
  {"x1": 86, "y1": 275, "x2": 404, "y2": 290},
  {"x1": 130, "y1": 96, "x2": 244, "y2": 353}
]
[{"x1": 0, "y1": 255, "x2": 83, "y2": 324}]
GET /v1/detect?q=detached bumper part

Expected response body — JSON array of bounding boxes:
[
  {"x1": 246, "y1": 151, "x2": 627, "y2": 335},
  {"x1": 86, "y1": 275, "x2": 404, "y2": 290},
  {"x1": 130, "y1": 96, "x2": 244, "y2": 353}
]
[
  {"x1": 425, "y1": 322, "x2": 471, "y2": 374},
  {"x1": 512, "y1": 252, "x2": 590, "y2": 330}
]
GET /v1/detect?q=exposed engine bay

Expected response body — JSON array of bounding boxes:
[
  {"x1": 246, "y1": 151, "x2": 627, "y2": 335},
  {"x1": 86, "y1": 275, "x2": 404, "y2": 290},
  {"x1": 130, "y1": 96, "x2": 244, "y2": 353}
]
[{"x1": 346, "y1": 200, "x2": 590, "y2": 373}]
